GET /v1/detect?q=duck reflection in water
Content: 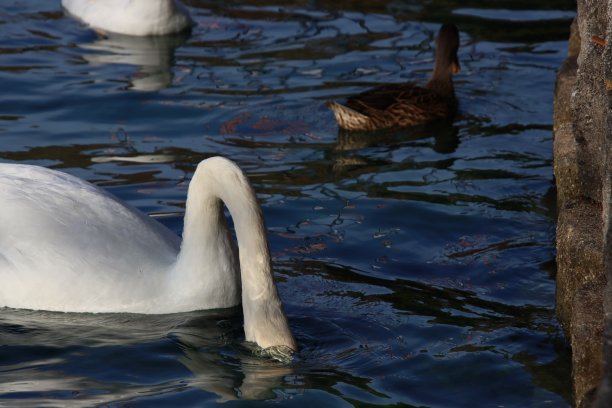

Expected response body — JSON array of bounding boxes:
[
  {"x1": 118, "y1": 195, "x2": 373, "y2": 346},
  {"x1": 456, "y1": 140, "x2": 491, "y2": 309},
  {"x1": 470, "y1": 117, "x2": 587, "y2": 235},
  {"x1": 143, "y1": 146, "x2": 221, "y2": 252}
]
[
  {"x1": 331, "y1": 123, "x2": 460, "y2": 176},
  {"x1": 76, "y1": 31, "x2": 190, "y2": 91}
]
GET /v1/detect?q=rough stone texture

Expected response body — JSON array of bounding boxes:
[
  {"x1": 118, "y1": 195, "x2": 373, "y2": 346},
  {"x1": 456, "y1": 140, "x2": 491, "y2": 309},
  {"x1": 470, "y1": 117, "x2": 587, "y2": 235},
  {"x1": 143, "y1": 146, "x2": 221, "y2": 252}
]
[
  {"x1": 553, "y1": 0, "x2": 612, "y2": 407},
  {"x1": 593, "y1": 0, "x2": 612, "y2": 405},
  {"x1": 573, "y1": 277, "x2": 606, "y2": 408},
  {"x1": 573, "y1": 0, "x2": 608, "y2": 203},
  {"x1": 554, "y1": 19, "x2": 580, "y2": 208}
]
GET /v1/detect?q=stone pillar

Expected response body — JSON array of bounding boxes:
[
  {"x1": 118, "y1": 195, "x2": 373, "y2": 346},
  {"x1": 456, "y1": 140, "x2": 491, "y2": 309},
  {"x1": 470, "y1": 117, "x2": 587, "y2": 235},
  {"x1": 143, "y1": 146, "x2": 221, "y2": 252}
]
[
  {"x1": 553, "y1": 0, "x2": 611, "y2": 406},
  {"x1": 594, "y1": 1, "x2": 612, "y2": 406}
]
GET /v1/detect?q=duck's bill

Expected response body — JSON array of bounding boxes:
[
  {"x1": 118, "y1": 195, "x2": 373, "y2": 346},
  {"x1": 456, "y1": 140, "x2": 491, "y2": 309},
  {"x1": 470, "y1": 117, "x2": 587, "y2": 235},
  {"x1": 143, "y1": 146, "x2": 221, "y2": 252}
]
[{"x1": 452, "y1": 56, "x2": 461, "y2": 74}]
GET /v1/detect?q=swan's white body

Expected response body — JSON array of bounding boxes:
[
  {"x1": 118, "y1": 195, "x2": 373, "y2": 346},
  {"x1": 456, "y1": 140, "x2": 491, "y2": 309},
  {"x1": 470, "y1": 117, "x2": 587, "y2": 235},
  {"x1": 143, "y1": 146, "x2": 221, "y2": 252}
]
[
  {"x1": 62, "y1": 0, "x2": 193, "y2": 36},
  {"x1": 0, "y1": 157, "x2": 296, "y2": 350}
]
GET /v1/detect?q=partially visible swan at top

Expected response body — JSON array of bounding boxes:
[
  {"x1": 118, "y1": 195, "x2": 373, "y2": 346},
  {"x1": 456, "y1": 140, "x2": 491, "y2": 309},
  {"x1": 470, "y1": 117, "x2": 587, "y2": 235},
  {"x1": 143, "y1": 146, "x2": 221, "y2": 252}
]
[
  {"x1": 0, "y1": 157, "x2": 296, "y2": 352},
  {"x1": 62, "y1": 0, "x2": 193, "y2": 36}
]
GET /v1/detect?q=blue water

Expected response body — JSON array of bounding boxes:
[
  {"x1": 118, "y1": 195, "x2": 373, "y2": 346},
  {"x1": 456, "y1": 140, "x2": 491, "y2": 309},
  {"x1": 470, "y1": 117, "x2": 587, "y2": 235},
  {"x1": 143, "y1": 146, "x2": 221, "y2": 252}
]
[{"x1": 0, "y1": 1, "x2": 573, "y2": 406}]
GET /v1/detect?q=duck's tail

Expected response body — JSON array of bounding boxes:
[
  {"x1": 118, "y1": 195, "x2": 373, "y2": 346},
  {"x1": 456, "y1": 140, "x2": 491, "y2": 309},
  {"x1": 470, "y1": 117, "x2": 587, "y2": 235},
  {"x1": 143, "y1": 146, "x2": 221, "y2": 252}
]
[{"x1": 326, "y1": 101, "x2": 373, "y2": 131}]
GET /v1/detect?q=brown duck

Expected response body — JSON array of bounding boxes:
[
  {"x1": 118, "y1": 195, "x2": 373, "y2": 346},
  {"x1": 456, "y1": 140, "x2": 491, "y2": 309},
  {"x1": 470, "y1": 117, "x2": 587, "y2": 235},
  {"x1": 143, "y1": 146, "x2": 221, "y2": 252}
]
[{"x1": 327, "y1": 23, "x2": 460, "y2": 131}]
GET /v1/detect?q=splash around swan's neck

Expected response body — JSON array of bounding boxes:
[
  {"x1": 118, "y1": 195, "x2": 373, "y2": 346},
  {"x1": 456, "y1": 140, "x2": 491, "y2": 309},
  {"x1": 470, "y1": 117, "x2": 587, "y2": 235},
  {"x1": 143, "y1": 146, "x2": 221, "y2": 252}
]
[{"x1": 174, "y1": 157, "x2": 297, "y2": 352}]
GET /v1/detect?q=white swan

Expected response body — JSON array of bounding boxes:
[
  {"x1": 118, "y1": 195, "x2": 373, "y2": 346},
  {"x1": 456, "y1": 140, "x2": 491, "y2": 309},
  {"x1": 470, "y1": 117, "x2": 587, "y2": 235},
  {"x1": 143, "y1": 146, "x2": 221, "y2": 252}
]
[
  {"x1": 62, "y1": 0, "x2": 193, "y2": 36},
  {"x1": 0, "y1": 157, "x2": 296, "y2": 351}
]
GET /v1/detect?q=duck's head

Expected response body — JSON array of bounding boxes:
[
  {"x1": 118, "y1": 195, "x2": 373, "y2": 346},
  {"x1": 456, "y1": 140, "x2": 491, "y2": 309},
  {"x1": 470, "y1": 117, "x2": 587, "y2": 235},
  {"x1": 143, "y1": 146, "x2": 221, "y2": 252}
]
[{"x1": 436, "y1": 23, "x2": 461, "y2": 75}]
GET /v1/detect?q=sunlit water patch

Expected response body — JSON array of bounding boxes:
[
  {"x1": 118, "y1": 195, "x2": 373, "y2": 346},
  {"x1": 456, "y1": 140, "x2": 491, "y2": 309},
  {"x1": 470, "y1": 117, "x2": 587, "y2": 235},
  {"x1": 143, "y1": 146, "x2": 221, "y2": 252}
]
[{"x1": 0, "y1": 0, "x2": 574, "y2": 406}]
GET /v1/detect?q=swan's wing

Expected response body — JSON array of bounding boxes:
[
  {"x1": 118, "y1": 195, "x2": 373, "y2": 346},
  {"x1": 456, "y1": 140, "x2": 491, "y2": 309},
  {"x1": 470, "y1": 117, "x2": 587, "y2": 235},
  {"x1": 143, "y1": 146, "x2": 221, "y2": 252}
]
[{"x1": 0, "y1": 164, "x2": 180, "y2": 311}]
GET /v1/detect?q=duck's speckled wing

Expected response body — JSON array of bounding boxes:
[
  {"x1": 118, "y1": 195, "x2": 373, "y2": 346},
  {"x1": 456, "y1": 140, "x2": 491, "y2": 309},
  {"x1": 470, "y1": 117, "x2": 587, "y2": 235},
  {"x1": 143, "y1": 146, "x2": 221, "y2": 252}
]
[
  {"x1": 346, "y1": 83, "x2": 446, "y2": 115},
  {"x1": 341, "y1": 83, "x2": 456, "y2": 129}
]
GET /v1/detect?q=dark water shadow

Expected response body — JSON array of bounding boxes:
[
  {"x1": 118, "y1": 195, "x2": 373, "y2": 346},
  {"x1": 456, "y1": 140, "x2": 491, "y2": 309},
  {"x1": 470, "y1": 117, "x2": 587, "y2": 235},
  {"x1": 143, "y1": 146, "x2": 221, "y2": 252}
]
[
  {"x1": 277, "y1": 259, "x2": 572, "y2": 404},
  {"x1": 333, "y1": 121, "x2": 459, "y2": 154}
]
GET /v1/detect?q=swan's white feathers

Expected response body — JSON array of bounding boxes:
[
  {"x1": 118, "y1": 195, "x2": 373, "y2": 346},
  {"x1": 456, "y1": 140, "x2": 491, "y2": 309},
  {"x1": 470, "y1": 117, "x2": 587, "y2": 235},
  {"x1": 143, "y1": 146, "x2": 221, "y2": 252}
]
[
  {"x1": 0, "y1": 158, "x2": 296, "y2": 351},
  {"x1": 0, "y1": 164, "x2": 180, "y2": 312},
  {"x1": 62, "y1": 0, "x2": 193, "y2": 36}
]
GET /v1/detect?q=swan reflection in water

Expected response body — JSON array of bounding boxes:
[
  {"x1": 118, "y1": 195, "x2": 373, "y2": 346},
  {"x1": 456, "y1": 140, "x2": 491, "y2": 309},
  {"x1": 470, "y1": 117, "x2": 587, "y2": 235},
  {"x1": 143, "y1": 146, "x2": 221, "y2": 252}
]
[
  {"x1": 77, "y1": 31, "x2": 190, "y2": 91},
  {"x1": 0, "y1": 309, "x2": 294, "y2": 404}
]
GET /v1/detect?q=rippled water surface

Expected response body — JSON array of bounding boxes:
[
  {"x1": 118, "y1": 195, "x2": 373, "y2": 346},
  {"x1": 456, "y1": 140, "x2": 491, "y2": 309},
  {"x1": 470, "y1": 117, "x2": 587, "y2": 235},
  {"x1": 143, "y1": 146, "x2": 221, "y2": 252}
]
[{"x1": 0, "y1": 1, "x2": 574, "y2": 406}]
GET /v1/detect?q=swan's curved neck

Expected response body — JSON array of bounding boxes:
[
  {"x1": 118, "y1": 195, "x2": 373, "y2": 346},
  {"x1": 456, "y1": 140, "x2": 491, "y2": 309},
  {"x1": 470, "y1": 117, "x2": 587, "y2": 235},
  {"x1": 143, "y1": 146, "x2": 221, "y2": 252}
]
[{"x1": 176, "y1": 157, "x2": 296, "y2": 351}]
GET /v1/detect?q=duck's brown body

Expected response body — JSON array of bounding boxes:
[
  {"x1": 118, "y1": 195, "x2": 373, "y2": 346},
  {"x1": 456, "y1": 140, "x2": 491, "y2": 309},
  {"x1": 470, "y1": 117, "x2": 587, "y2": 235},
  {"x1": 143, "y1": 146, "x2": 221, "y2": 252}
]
[
  {"x1": 327, "y1": 81, "x2": 457, "y2": 131},
  {"x1": 328, "y1": 24, "x2": 460, "y2": 131}
]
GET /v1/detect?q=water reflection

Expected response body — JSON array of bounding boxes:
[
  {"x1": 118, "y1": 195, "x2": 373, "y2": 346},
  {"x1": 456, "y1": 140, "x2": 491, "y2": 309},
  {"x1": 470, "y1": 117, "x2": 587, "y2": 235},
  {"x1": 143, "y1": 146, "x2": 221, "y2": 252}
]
[
  {"x1": 77, "y1": 31, "x2": 190, "y2": 91},
  {"x1": 92, "y1": 154, "x2": 177, "y2": 164},
  {"x1": 0, "y1": 309, "x2": 293, "y2": 404},
  {"x1": 277, "y1": 259, "x2": 572, "y2": 403},
  {"x1": 180, "y1": 345, "x2": 293, "y2": 401},
  {"x1": 334, "y1": 123, "x2": 460, "y2": 153}
]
